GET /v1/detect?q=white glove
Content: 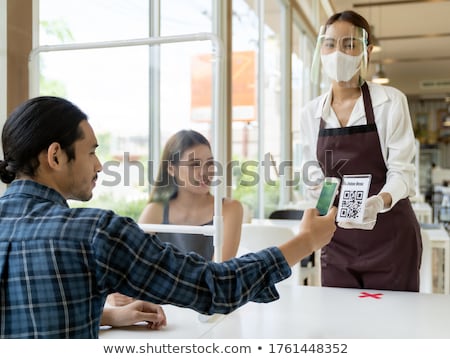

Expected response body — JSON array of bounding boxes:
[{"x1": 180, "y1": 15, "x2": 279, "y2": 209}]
[{"x1": 338, "y1": 195, "x2": 384, "y2": 230}]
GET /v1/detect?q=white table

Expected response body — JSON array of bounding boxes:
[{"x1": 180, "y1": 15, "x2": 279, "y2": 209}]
[
  {"x1": 100, "y1": 306, "x2": 227, "y2": 339},
  {"x1": 251, "y1": 219, "x2": 449, "y2": 294},
  {"x1": 100, "y1": 285, "x2": 450, "y2": 339}
]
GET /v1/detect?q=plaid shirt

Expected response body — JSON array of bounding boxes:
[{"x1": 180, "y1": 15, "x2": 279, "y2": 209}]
[{"x1": 0, "y1": 180, "x2": 291, "y2": 338}]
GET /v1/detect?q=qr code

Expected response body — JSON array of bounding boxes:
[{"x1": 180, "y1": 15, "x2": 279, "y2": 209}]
[{"x1": 339, "y1": 190, "x2": 364, "y2": 219}]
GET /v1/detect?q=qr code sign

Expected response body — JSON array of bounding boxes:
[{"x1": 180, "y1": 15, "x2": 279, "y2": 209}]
[
  {"x1": 336, "y1": 175, "x2": 371, "y2": 223},
  {"x1": 339, "y1": 190, "x2": 364, "y2": 219}
]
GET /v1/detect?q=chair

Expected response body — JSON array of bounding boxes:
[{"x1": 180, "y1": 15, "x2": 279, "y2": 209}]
[
  {"x1": 420, "y1": 223, "x2": 450, "y2": 294},
  {"x1": 268, "y1": 209, "x2": 311, "y2": 265},
  {"x1": 239, "y1": 223, "x2": 296, "y2": 253},
  {"x1": 268, "y1": 209, "x2": 319, "y2": 286},
  {"x1": 238, "y1": 223, "x2": 299, "y2": 285},
  {"x1": 269, "y1": 209, "x2": 304, "y2": 220}
]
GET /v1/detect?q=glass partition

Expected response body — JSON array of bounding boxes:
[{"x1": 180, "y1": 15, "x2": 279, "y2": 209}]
[
  {"x1": 37, "y1": 0, "x2": 321, "y2": 220},
  {"x1": 292, "y1": 14, "x2": 315, "y2": 201},
  {"x1": 232, "y1": 0, "x2": 284, "y2": 218},
  {"x1": 37, "y1": 42, "x2": 220, "y2": 220},
  {"x1": 38, "y1": 0, "x2": 220, "y2": 220}
]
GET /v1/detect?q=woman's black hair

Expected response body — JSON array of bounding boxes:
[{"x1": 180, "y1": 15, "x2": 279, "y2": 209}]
[
  {"x1": 0, "y1": 96, "x2": 87, "y2": 184},
  {"x1": 325, "y1": 10, "x2": 373, "y2": 46}
]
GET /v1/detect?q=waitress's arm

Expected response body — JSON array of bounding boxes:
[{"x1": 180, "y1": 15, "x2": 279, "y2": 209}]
[
  {"x1": 377, "y1": 87, "x2": 416, "y2": 211},
  {"x1": 299, "y1": 100, "x2": 326, "y2": 199}
]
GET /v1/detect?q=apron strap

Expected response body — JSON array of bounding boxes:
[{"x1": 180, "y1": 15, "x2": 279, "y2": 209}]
[{"x1": 361, "y1": 82, "x2": 375, "y2": 125}]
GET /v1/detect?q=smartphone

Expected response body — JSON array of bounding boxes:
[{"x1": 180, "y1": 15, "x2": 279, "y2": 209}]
[{"x1": 316, "y1": 177, "x2": 340, "y2": 216}]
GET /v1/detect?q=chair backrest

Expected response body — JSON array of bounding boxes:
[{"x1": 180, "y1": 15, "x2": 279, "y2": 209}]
[
  {"x1": 239, "y1": 223, "x2": 315, "y2": 285},
  {"x1": 269, "y1": 209, "x2": 304, "y2": 220},
  {"x1": 268, "y1": 210, "x2": 315, "y2": 267},
  {"x1": 238, "y1": 223, "x2": 295, "y2": 258},
  {"x1": 419, "y1": 229, "x2": 432, "y2": 293}
]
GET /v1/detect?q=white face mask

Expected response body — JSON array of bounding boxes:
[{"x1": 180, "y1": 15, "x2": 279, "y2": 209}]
[{"x1": 320, "y1": 51, "x2": 363, "y2": 82}]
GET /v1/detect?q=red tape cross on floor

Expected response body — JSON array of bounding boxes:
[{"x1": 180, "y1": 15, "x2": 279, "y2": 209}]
[{"x1": 359, "y1": 292, "x2": 383, "y2": 299}]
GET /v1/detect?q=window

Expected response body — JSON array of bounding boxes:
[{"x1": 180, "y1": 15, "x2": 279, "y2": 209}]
[
  {"x1": 292, "y1": 15, "x2": 315, "y2": 200},
  {"x1": 232, "y1": 0, "x2": 284, "y2": 218},
  {"x1": 35, "y1": 0, "x2": 320, "y2": 219},
  {"x1": 38, "y1": 0, "x2": 216, "y2": 220},
  {"x1": 39, "y1": 0, "x2": 152, "y2": 218}
]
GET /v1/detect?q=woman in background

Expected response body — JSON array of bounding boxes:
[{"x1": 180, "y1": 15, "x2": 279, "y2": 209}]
[
  {"x1": 139, "y1": 129, "x2": 243, "y2": 260},
  {"x1": 108, "y1": 129, "x2": 243, "y2": 306}
]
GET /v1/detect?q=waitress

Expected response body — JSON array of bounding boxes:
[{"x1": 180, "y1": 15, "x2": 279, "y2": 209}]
[{"x1": 300, "y1": 10, "x2": 422, "y2": 291}]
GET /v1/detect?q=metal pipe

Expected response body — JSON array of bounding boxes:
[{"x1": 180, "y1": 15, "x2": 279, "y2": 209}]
[{"x1": 139, "y1": 224, "x2": 215, "y2": 236}]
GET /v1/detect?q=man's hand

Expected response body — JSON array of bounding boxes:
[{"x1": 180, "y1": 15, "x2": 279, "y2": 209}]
[
  {"x1": 102, "y1": 300, "x2": 167, "y2": 330},
  {"x1": 279, "y1": 207, "x2": 337, "y2": 267}
]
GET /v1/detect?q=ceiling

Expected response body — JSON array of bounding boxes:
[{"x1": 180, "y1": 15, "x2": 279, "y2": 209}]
[{"x1": 328, "y1": 0, "x2": 450, "y2": 101}]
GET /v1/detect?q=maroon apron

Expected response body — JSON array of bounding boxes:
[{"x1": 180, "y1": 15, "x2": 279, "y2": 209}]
[{"x1": 316, "y1": 82, "x2": 422, "y2": 291}]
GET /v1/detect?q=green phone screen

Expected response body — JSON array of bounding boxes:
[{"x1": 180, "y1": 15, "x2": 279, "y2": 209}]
[{"x1": 316, "y1": 180, "x2": 338, "y2": 216}]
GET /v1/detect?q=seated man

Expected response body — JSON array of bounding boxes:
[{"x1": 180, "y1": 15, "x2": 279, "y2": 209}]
[{"x1": 0, "y1": 96, "x2": 336, "y2": 338}]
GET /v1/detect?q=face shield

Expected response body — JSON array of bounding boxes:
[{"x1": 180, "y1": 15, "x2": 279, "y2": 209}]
[{"x1": 311, "y1": 25, "x2": 369, "y2": 88}]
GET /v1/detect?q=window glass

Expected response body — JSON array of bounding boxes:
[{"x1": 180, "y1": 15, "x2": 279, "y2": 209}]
[
  {"x1": 37, "y1": 0, "x2": 318, "y2": 220},
  {"x1": 39, "y1": 0, "x2": 214, "y2": 220},
  {"x1": 232, "y1": 0, "x2": 283, "y2": 218},
  {"x1": 39, "y1": 0, "x2": 151, "y2": 219},
  {"x1": 159, "y1": 0, "x2": 213, "y2": 146},
  {"x1": 160, "y1": 0, "x2": 212, "y2": 36},
  {"x1": 40, "y1": 0, "x2": 149, "y2": 44},
  {"x1": 292, "y1": 16, "x2": 316, "y2": 201},
  {"x1": 231, "y1": 0, "x2": 259, "y2": 218},
  {"x1": 262, "y1": 0, "x2": 283, "y2": 217}
]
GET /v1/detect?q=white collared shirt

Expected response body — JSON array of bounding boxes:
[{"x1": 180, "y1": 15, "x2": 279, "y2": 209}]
[{"x1": 299, "y1": 81, "x2": 416, "y2": 209}]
